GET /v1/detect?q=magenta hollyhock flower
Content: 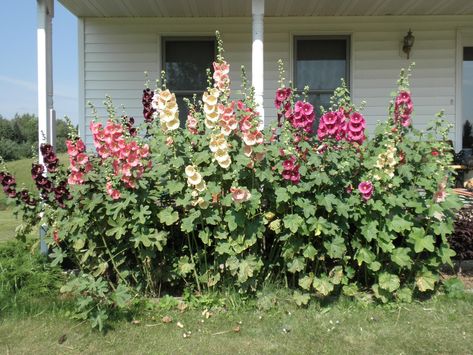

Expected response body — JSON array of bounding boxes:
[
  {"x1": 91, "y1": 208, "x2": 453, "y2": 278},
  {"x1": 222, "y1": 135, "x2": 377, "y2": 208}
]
[{"x1": 358, "y1": 181, "x2": 374, "y2": 201}]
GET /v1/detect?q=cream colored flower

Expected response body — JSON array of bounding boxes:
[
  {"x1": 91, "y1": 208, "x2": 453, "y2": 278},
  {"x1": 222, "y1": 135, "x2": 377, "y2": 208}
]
[
  {"x1": 166, "y1": 118, "x2": 180, "y2": 131},
  {"x1": 187, "y1": 172, "x2": 202, "y2": 186},
  {"x1": 185, "y1": 165, "x2": 196, "y2": 177},
  {"x1": 218, "y1": 157, "x2": 232, "y2": 169},
  {"x1": 214, "y1": 149, "x2": 230, "y2": 163},
  {"x1": 195, "y1": 180, "x2": 206, "y2": 192}
]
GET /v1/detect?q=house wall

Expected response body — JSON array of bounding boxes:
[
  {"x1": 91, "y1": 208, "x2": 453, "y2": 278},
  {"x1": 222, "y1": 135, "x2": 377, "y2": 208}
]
[{"x1": 80, "y1": 15, "x2": 473, "y2": 147}]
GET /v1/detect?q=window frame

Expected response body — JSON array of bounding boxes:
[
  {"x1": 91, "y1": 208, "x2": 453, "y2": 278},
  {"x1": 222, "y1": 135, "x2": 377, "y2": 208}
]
[
  {"x1": 293, "y1": 35, "x2": 351, "y2": 98},
  {"x1": 160, "y1": 36, "x2": 217, "y2": 97}
]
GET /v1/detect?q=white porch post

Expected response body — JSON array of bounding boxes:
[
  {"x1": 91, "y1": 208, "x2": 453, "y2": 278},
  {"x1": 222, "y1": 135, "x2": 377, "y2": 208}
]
[
  {"x1": 252, "y1": 0, "x2": 265, "y2": 126},
  {"x1": 37, "y1": 0, "x2": 55, "y2": 160}
]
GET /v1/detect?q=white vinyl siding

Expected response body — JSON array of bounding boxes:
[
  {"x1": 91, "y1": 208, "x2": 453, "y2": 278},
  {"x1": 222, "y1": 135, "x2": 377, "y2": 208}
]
[{"x1": 81, "y1": 15, "x2": 473, "y2": 147}]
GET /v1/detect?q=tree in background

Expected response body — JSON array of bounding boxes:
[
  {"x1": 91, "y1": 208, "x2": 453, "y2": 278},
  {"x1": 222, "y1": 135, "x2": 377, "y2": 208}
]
[{"x1": 0, "y1": 114, "x2": 69, "y2": 161}]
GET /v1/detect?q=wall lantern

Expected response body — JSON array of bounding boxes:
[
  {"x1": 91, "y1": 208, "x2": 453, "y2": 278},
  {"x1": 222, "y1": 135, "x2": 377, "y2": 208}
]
[{"x1": 402, "y1": 29, "x2": 415, "y2": 59}]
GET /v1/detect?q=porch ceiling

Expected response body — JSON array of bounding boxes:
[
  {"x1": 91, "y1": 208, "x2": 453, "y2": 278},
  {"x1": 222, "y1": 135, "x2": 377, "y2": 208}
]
[{"x1": 59, "y1": 0, "x2": 473, "y2": 17}]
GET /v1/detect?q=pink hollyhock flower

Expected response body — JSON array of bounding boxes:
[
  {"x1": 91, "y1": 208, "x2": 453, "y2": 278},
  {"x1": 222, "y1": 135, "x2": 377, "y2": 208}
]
[
  {"x1": 121, "y1": 163, "x2": 132, "y2": 177},
  {"x1": 106, "y1": 181, "x2": 121, "y2": 200},
  {"x1": 213, "y1": 61, "x2": 230, "y2": 75},
  {"x1": 230, "y1": 187, "x2": 251, "y2": 203},
  {"x1": 98, "y1": 145, "x2": 110, "y2": 159},
  {"x1": 66, "y1": 140, "x2": 79, "y2": 157},
  {"x1": 76, "y1": 153, "x2": 89, "y2": 165},
  {"x1": 90, "y1": 121, "x2": 102, "y2": 135},
  {"x1": 140, "y1": 144, "x2": 150, "y2": 158},
  {"x1": 358, "y1": 181, "x2": 373, "y2": 201},
  {"x1": 76, "y1": 139, "x2": 86, "y2": 152}
]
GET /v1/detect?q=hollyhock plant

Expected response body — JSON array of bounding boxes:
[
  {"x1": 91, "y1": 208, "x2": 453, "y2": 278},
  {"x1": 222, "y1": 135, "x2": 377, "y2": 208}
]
[{"x1": 394, "y1": 90, "x2": 413, "y2": 127}]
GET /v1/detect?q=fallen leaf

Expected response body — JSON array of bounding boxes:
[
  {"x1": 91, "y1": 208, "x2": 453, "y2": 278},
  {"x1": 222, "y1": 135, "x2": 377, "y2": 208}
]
[
  {"x1": 58, "y1": 334, "x2": 67, "y2": 344},
  {"x1": 176, "y1": 321, "x2": 184, "y2": 328},
  {"x1": 161, "y1": 316, "x2": 172, "y2": 324},
  {"x1": 131, "y1": 320, "x2": 141, "y2": 325},
  {"x1": 177, "y1": 302, "x2": 188, "y2": 313},
  {"x1": 233, "y1": 325, "x2": 241, "y2": 333}
]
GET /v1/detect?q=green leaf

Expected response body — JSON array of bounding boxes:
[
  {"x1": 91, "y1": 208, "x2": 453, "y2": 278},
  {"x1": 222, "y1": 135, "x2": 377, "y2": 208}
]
[
  {"x1": 168, "y1": 181, "x2": 185, "y2": 194},
  {"x1": 389, "y1": 216, "x2": 413, "y2": 233},
  {"x1": 372, "y1": 284, "x2": 390, "y2": 303},
  {"x1": 324, "y1": 236, "x2": 346, "y2": 259},
  {"x1": 378, "y1": 272, "x2": 400, "y2": 292},
  {"x1": 293, "y1": 291, "x2": 310, "y2": 306},
  {"x1": 361, "y1": 221, "x2": 378, "y2": 242},
  {"x1": 199, "y1": 229, "x2": 211, "y2": 246},
  {"x1": 391, "y1": 248, "x2": 413, "y2": 268},
  {"x1": 275, "y1": 188, "x2": 290, "y2": 204},
  {"x1": 329, "y1": 266, "x2": 344, "y2": 285},
  {"x1": 410, "y1": 228, "x2": 435, "y2": 253},
  {"x1": 181, "y1": 210, "x2": 201, "y2": 233},
  {"x1": 298, "y1": 274, "x2": 314, "y2": 290},
  {"x1": 342, "y1": 284, "x2": 359, "y2": 297},
  {"x1": 283, "y1": 214, "x2": 304, "y2": 234},
  {"x1": 416, "y1": 270, "x2": 438, "y2": 292},
  {"x1": 355, "y1": 247, "x2": 375, "y2": 266},
  {"x1": 111, "y1": 284, "x2": 131, "y2": 308},
  {"x1": 288, "y1": 257, "x2": 305, "y2": 273},
  {"x1": 313, "y1": 276, "x2": 334, "y2": 296},
  {"x1": 158, "y1": 207, "x2": 179, "y2": 226},
  {"x1": 396, "y1": 287, "x2": 413, "y2": 303},
  {"x1": 438, "y1": 244, "x2": 456, "y2": 266},
  {"x1": 178, "y1": 256, "x2": 194, "y2": 276},
  {"x1": 303, "y1": 244, "x2": 317, "y2": 261},
  {"x1": 237, "y1": 255, "x2": 262, "y2": 283}
]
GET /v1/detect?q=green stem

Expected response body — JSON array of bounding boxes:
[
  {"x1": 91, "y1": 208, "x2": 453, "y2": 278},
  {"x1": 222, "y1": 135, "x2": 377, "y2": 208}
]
[
  {"x1": 100, "y1": 235, "x2": 128, "y2": 286},
  {"x1": 187, "y1": 233, "x2": 201, "y2": 294}
]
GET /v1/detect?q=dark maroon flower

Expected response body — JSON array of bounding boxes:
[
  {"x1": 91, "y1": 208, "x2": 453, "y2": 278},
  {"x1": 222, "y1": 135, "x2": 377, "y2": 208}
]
[
  {"x1": 142, "y1": 89, "x2": 155, "y2": 123},
  {"x1": 2, "y1": 174, "x2": 16, "y2": 187},
  {"x1": 40, "y1": 143, "x2": 53, "y2": 157},
  {"x1": 31, "y1": 164, "x2": 45, "y2": 179}
]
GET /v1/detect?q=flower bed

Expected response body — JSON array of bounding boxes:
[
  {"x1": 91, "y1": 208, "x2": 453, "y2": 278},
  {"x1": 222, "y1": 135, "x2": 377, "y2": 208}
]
[{"x1": 0, "y1": 34, "x2": 461, "y2": 329}]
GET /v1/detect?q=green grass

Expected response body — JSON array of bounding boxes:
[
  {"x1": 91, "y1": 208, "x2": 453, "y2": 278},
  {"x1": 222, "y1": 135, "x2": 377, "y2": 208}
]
[
  {"x1": 1, "y1": 295, "x2": 473, "y2": 354},
  {"x1": 0, "y1": 209, "x2": 22, "y2": 242}
]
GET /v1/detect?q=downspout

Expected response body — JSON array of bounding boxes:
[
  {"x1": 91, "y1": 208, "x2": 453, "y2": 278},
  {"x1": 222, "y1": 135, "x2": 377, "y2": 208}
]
[{"x1": 252, "y1": 0, "x2": 265, "y2": 126}]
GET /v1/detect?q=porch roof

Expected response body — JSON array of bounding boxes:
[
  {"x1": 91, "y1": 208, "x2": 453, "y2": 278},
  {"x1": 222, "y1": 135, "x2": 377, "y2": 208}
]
[{"x1": 58, "y1": 0, "x2": 473, "y2": 17}]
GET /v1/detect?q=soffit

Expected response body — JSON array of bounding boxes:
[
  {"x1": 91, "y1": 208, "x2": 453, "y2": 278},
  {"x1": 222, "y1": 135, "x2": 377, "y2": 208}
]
[{"x1": 59, "y1": 0, "x2": 473, "y2": 17}]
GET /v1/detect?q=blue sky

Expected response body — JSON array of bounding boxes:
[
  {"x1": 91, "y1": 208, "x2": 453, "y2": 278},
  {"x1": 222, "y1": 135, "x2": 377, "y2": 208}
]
[{"x1": 0, "y1": 0, "x2": 77, "y2": 121}]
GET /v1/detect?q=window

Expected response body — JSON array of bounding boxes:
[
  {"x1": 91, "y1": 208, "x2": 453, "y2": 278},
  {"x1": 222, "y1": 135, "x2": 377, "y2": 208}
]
[
  {"x1": 463, "y1": 47, "x2": 473, "y2": 149},
  {"x1": 294, "y1": 36, "x2": 350, "y2": 118},
  {"x1": 162, "y1": 37, "x2": 216, "y2": 124}
]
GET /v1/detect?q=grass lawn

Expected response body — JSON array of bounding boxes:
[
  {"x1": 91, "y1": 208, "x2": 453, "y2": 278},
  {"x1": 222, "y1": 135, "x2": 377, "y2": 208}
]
[
  {"x1": 0, "y1": 209, "x2": 21, "y2": 242},
  {"x1": 1, "y1": 295, "x2": 473, "y2": 354}
]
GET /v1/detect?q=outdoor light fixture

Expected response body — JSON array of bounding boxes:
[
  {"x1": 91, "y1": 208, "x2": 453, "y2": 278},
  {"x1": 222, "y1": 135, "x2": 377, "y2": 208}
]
[{"x1": 402, "y1": 29, "x2": 415, "y2": 59}]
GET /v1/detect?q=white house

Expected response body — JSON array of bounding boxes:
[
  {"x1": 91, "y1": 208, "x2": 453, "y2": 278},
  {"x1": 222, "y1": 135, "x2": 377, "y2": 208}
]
[{"x1": 37, "y1": 0, "x2": 473, "y2": 151}]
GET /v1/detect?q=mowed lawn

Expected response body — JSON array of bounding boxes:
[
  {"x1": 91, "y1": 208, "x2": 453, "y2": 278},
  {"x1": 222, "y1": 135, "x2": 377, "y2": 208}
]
[{"x1": 1, "y1": 295, "x2": 473, "y2": 354}]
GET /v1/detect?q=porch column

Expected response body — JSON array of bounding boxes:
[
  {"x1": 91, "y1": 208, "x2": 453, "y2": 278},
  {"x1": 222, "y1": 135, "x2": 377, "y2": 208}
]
[
  {"x1": 37, "y1": 0, "x2": 55, "y2": 160},
  {"x1": 252, "y1": 0, "x2": 265, "y2": 125}
]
